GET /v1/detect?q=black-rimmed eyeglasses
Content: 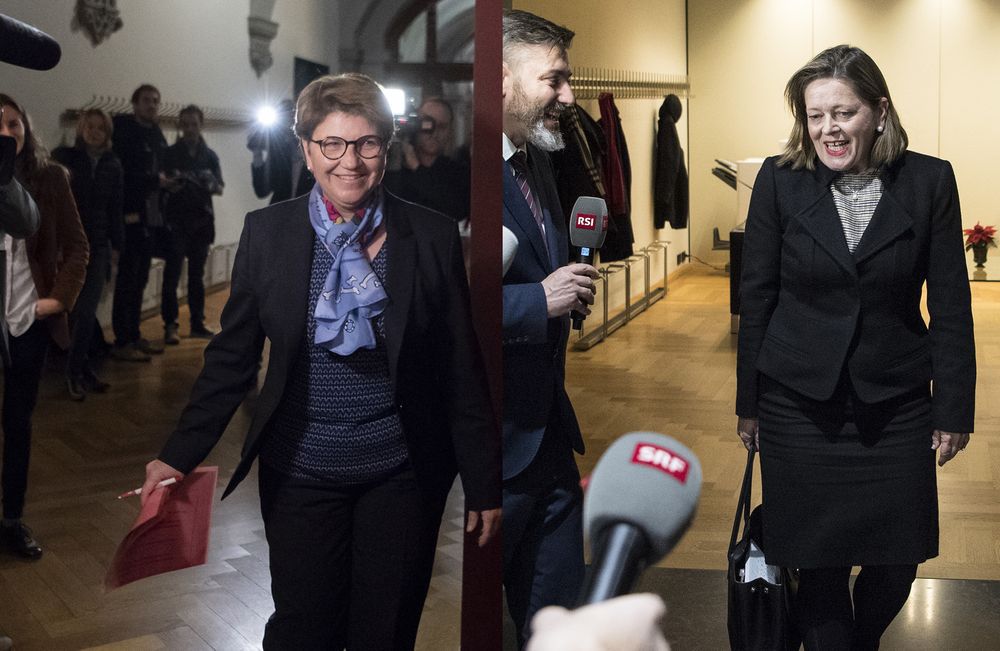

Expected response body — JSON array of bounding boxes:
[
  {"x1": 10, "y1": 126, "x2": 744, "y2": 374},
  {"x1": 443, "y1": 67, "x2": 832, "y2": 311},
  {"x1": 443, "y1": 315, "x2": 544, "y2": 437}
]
[{"x1": 308, "y1": 135, "x2": 385, "y2": 160}]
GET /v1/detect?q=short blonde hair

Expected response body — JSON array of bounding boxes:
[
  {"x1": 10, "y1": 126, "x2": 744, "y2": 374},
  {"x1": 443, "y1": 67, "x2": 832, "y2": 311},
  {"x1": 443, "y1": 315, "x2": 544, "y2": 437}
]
[
  {"x1": 779, "y1": 45, "x2": 908, "y2": 171},
  {"x1": 75, "y1": 108, "x2": 113, "y2": 151},
  {"x1": 294, "y1": 73, "x2": 394, "y2": 142}
]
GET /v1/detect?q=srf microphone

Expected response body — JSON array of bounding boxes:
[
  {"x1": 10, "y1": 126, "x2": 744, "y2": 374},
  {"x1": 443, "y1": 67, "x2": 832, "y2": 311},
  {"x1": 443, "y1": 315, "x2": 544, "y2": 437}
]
[
  {"x1": 568, "y1": 196, "x2": 608, "y2": 330},
  {"x1": 579, "y1": 431, "x2": 702, "y2": 605},
  {"x1": 0, "y1": 14, "x2": 61, "y2": 71},
  {"x1": 502, "y1": 225, "x2": 519, "y2": 276}
]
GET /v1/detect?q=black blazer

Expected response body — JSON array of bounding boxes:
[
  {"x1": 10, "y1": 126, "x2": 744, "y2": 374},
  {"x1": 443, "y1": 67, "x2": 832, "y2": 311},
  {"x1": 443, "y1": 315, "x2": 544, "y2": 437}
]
[
  {"x1": 502, "y1": 145, "x2": 584, "y2": 481},
  {"x1": 736, "y1": 152, "x2": 975, "y2": 433},
  {"x1": 158, "y1": 191, "x2": 500, "y2": 510}
]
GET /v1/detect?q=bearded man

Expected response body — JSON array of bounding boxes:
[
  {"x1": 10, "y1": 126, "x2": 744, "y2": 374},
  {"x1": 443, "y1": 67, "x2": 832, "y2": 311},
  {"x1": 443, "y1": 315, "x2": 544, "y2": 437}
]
[{"x1": 501, "y1": 9, "x2": 599, "y2": 648}]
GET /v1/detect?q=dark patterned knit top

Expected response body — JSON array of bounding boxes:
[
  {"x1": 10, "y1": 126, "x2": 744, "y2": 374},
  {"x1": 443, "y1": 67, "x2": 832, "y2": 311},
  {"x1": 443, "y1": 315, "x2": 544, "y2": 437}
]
[{"x1": 258, "y1": 236, "x2": 409, "y2": 483}]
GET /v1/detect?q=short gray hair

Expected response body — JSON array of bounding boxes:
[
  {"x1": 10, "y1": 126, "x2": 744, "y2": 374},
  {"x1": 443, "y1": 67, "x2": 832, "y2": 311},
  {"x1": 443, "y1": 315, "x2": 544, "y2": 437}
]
[{"x1": 502, "y1": 10, "x2": 574, "y2": 62}]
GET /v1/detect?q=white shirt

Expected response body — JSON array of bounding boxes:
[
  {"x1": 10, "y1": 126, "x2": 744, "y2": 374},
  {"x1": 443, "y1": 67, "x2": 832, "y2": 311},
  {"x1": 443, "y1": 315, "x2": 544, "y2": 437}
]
[{"x1": 4, "y1": 233, "x2": 37, "y2": 337}]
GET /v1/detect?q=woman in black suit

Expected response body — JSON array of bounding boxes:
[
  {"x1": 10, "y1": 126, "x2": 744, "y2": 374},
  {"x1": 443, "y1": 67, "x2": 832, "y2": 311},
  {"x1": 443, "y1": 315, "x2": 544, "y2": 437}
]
[
  {"x1": 736, "y1": 46, "x2": 974, "y2": 649},
  {"x1": 141, "y1": 73, "x2": 500, "y2": 650}
]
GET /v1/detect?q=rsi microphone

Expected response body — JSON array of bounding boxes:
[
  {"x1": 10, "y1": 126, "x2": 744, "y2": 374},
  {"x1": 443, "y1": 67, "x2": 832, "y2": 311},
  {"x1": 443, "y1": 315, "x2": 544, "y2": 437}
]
[
  {"x1": 579, "y1": 431, "x2": 702, "y2": 605},
  {"x1": 0, "y1": 14, "x2": 62, "y2": 71},
  {"x1": 502, "y1": 225, "x2": 519, "y2": 276},
  {"x1": 568, "y1": 196, "x2": 608, "y2": 330}
]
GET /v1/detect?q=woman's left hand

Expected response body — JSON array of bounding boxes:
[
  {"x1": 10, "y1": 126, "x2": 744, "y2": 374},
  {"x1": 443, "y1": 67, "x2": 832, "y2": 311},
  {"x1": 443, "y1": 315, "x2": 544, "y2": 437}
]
[
  {"x1": 466, "y1": 507, "x2": 501, "y2": 547},
  {"x1": 932, "y1": 429, "x2": 970, "y2": 466},
  {"x1": 35, "y1": 298, "x2": 64, "y2": 318}
]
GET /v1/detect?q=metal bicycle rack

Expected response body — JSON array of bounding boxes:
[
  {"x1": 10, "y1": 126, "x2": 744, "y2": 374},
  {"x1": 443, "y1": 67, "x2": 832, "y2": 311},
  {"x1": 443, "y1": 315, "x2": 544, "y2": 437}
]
[{"x1": 573, "y1": 240, "x2": 670, "y2": 351}]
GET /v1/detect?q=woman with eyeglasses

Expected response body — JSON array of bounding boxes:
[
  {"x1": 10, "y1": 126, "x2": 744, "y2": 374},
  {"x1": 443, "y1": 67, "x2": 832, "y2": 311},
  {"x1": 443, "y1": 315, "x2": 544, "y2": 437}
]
[{"x1": 139, "y1": 73, "x2": 500, "y2": 650}]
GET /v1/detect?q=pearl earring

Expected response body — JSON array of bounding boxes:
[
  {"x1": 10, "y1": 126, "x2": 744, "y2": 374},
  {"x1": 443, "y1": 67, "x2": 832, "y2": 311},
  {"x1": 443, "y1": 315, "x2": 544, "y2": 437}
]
[{"x1": 877, "y1": 125, "x2": 884, "y2": 133}]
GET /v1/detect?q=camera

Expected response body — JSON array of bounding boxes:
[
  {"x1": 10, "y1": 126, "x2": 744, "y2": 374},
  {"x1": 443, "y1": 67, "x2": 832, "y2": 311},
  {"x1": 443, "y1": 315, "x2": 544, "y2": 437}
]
[
  {"x1": 394, "y1": 113, "x2": 436, "y2": 142},
  {"x1": 247, "y1": 102, "x2": 294, "y2": 152},
  {"x1": 1, "y1": 135, "x2": 15, "y2": 185}
]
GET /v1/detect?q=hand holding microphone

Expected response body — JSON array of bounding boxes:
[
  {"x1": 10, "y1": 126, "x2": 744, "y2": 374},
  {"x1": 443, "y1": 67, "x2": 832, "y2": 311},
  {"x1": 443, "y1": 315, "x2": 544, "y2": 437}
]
[
  {"x1": 542, "y1": 263, "x2": 598, "y2": 318},
  {"x1": 568, "y1": 197, "x2": 609, "y2": 329},
  {"x1": 528, "y1": 593, "x2": 670, "y2": 651},
  {"x1": 580, "y1": 432, "x2": 702, "y2": 604}
]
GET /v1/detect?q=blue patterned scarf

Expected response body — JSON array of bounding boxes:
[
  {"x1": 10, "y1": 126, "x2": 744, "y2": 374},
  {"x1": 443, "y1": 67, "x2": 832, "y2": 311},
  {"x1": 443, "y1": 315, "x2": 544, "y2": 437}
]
[{"x1": 308, "y1": 183, "x2": 389, "y2": 355}]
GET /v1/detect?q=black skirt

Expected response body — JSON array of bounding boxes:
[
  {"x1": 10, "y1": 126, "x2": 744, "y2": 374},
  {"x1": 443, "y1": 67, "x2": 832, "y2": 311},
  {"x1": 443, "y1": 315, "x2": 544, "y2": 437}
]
[{"x1": 757, "y1": 374, "x2": 938, "y2": 568}]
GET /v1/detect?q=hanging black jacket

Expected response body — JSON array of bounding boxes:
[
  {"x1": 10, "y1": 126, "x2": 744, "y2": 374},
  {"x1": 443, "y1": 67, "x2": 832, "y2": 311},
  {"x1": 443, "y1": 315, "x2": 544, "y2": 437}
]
[{"x1": 654, "y1": 94, "x2": 689, "y2": 229}]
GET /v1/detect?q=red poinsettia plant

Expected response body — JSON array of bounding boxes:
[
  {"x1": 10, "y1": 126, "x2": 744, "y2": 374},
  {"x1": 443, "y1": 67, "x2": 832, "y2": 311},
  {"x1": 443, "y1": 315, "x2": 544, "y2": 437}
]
[{"x1": 963, "y1": 223, "x2": 997, "y2": 250}]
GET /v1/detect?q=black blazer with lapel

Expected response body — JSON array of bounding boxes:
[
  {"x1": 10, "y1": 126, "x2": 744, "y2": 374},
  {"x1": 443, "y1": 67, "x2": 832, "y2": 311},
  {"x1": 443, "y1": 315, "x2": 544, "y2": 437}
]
[
  {"x1": 502, "y1": 145, "x2": 584, "y2": 481},
  {"x1": 158, "y1": 191, "x2": 500, "y2": 510},
  {"x1": 736, "y1": 152, "x2": 975, "y2": 433}
]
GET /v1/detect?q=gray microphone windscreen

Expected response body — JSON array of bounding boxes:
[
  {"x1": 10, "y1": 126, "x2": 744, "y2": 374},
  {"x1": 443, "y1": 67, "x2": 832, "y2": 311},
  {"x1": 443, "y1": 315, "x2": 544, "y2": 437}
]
[
  {"x1": 584, "y1": 432, "x2": 702, "y2": 562},
  {"x1": 568, "y1": 196, "x2": 609, "y2": 250},
  {"x1": 502, "y1": 226, "x2": 518, "y2": 276}
]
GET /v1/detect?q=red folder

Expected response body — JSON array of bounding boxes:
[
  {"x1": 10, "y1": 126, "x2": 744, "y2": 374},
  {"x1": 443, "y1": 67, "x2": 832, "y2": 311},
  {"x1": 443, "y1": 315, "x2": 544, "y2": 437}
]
[{"x1": 105, "y1": 466, "x2": 218, "y2": 590}]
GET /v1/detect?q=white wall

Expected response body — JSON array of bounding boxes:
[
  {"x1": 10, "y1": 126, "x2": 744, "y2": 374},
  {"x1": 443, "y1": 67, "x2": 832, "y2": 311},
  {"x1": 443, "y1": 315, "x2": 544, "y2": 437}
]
[
  {"x1": 2, "y1": 0, "x2": 339, "y2": 247},
  {"x1": 688, "y1": 0, "x2": 1000, "y2": 263},
  {"x1": 514, "y1": 0, "x2": 690, "y2": 317}
]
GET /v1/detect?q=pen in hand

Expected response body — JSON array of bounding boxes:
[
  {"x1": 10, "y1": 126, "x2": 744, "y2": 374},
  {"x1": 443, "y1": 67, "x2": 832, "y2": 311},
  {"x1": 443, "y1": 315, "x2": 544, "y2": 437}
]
[{"x1": 117, "y1": 477, "x2": 177, "y2": 500}]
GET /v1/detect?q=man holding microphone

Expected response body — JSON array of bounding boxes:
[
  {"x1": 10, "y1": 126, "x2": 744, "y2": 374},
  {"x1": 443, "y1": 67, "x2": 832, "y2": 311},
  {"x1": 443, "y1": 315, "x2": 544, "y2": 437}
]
[{"x1": 501, "y1": 9, "x2": 598, "y2": 647}]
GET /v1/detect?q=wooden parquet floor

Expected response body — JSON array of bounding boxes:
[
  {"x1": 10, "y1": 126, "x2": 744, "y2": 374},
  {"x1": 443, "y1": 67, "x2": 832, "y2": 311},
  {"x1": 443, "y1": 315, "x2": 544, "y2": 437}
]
[
  {"x1": 565, "y1": 265, "x2": 1000, "y2": 581},
  {"x1": 0, "y1": 292, "x2": 467, "y2": 650},
  {"x1": 4, "y1": 267, "x2": 998, "y2": 649}
]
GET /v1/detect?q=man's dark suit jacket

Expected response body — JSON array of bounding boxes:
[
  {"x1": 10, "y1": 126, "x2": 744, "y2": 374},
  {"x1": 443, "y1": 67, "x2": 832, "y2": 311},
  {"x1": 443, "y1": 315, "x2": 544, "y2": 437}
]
[
  {"x1": 502, "y1": 144, "x2": 584, "y2": 481},
  {"x1": 158, "y1": 191, "x2": 500, "y2": 510},
  {"x1": 737, "y1": 152, "x2": 975, "y2": 433}
]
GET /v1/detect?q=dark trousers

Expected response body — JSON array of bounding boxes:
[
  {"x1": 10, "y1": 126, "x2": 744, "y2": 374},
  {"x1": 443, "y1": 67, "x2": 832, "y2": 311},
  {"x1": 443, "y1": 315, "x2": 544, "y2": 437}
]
[
  {"x1": 795, "y1": 564, "x2": 918, "y2": 651},
  {"x1": 1, "y1": 322, "x2": 49, "y2": 520},
  {"x1": 161, "y1": 226, "x2": 209, "y2": 329},
  {"x1": 258, "y1": 464, "x2": 447, "y2": 650},
  {"x1": 503, "y1": 429, "x2": 584, "y2": 649},
  {"x1": 67, "y1": 242, "x2": 110, "y2": 378},
  {"x1": 112, "y1": 223, "x2": 152, "y2": 346}
]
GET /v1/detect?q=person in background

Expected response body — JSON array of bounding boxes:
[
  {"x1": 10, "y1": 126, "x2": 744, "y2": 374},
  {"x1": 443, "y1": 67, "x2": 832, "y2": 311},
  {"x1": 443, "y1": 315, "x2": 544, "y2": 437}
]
[
  {"x1": 736, "y1": 45, "x2": 975, "y2": 649},
  {"x1": 140, "y1": 73, "x2": 500, "y2": 650},
  {"x1": 248, "y1": 98, "x2": 312, "y2": 204},
  {"x1": 110, "y1": 83, "x2": 167, "y2": 362},
  {"x1": 52, "y1": 108, "x2": 123, "y2": 399},
  {"x1": 501, "y1": 10, "x2": 598, "y2": 648},
  {"x1": 160, "y1": 104, "x2": 223, "y2": 344},
  {"x1": 0, "y1": 106, "x2": 38, "y2": 651},
  {"x1": 384, "y1": 97, "x2": 470, "y2": 223},
  {"x1": 0, "y1": 93, "x2": 88, "y2": 559}
]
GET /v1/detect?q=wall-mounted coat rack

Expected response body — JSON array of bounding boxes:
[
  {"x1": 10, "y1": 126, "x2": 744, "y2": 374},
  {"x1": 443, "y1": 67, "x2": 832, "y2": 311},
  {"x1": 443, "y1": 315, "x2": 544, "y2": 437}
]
[
  {"x1": 60, "y1": 95, "x2": 253, "y2": 130},
  {"x1": 570, "y1": 67, "x2": 689, "y2": 100}
]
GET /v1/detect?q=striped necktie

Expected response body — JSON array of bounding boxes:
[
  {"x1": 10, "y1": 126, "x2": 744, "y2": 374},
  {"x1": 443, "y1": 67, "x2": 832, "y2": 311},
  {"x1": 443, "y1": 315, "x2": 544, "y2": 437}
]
[{"x1": 510, "y1": 151, "x2": 548, "y2": 252}]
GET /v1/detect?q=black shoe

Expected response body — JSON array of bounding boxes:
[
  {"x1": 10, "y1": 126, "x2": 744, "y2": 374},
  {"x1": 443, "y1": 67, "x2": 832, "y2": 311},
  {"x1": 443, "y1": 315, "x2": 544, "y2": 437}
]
[
  {"x1": 164, "y1": 324, "x2": 180, "y2": 345},
  {"x1": 189, "y1": 325, "x2": 216, "y2": 339},
  {"x1": 82, "y1": 368, "x2": 110, "y2": 393},
  {"x1": 0, "y1": 521, "x2": 43, "y2": 559},
  {"x1": 111, "y1": 343, "x2": 152, "y2": 362},
  {"x1": 137, "y1": 337, "x2": 165, "y2": 355},
  {"x1": 67, "y1": 375, "x2": 86, "y2": 401}
]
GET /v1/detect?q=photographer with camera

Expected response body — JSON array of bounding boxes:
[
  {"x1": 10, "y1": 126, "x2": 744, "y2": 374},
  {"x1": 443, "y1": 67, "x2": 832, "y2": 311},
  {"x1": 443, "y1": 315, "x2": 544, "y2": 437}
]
[
  {"x1": 160, "y1": 105, "x2": 223, "y2": 344},
  {"x1": 384, "y1": 97, "x2": 470, "y2": 223},
  {"x1": 247, "y1": 99, "x2": 312, "y2": 204}
]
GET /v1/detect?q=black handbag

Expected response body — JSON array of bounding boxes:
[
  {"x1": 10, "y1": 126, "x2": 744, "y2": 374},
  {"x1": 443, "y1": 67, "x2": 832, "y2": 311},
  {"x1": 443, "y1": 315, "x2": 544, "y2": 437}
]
[{"x1": 727, "y1": 448, "x2": 799, "y2": 650}]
